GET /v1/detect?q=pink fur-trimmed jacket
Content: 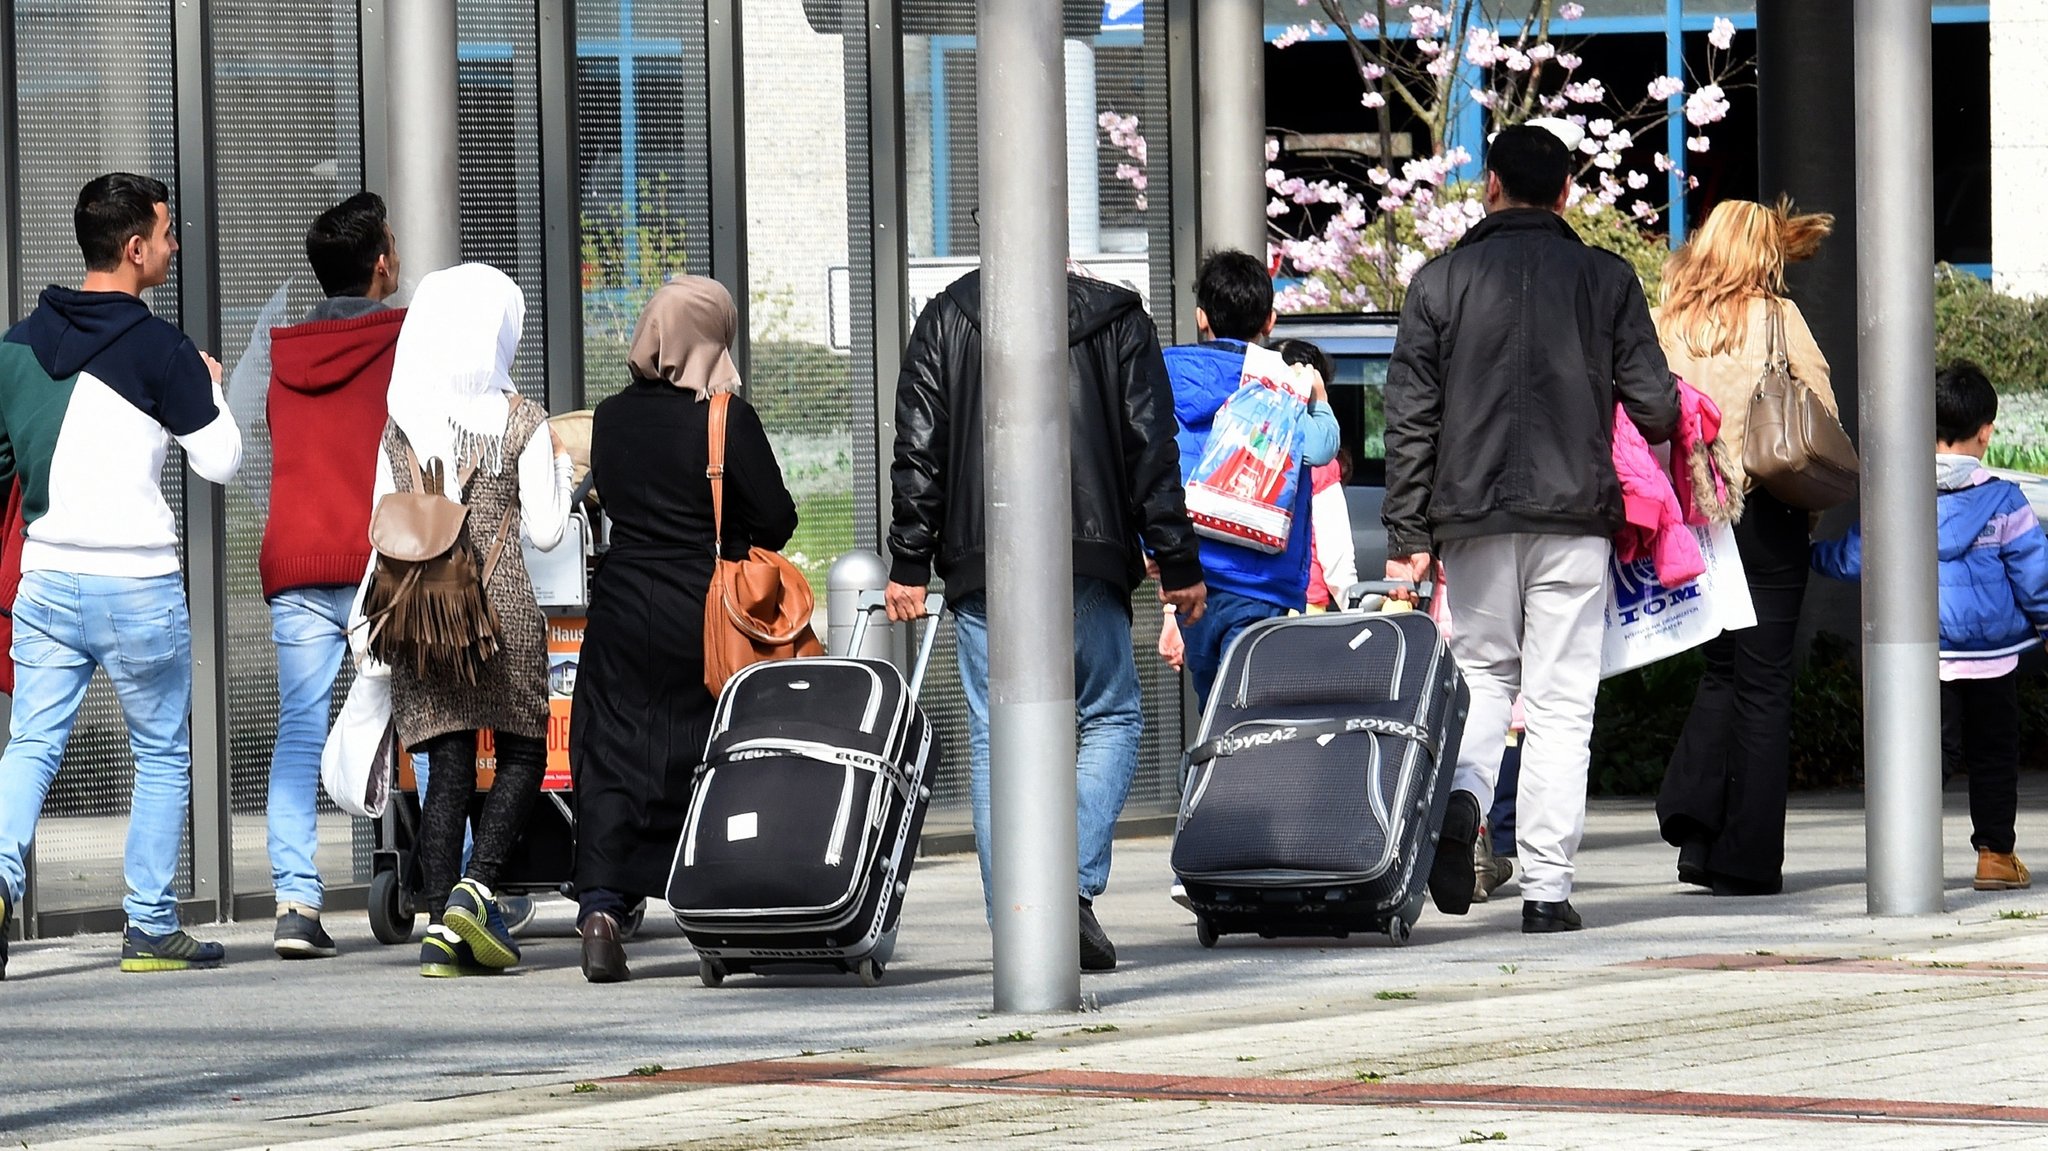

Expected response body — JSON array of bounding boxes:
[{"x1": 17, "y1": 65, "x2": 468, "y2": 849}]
[{"x1": 1612, "y1": 378, "x2": 1744, "y2": 585}]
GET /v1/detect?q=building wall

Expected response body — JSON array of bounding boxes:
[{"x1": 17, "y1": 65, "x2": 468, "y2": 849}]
[{"x1": 1993, "y1": 0, "x2": 2048, "y2": 297}]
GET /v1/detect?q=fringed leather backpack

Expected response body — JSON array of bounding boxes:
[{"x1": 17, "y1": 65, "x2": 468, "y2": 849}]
[{"x1": 361, "y1": 435, "x2": 519, "y2": 684}]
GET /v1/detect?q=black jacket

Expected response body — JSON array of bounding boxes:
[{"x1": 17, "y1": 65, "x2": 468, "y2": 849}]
[
  {"x1": 1382, "y1": 208, "x2": 1681, "y2": 556},
  {"x1": 888, "y1": 271, "x2": 1203, "y2": 606}
]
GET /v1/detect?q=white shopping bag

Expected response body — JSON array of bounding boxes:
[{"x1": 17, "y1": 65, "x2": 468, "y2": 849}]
[
  {"x1": 1600, "y1": 521, "x2": 1756, "y2": 678},
  {"x1": 321, "y1": 659, "x2": 396, "y2": 818}
]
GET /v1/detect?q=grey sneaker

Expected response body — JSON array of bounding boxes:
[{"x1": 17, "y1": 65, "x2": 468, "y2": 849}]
[
  {"x1": 1473, "y1": 832, "x2": 1514, "y2": 904},
  {"x1": 273, "y1": 907, "x2": 338, "y2": 959}
]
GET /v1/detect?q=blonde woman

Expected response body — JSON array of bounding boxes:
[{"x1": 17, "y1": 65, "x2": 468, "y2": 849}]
[{"x1": 1654, "y1": 198, "x2": 1838, "y2": 898}]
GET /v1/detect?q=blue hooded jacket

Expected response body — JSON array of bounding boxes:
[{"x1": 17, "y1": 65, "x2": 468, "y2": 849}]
[
  {"x1": 1162, "y1": 339, "x2": 1339, "y2": 611},
  {"x1": 1812, "y1": 457, "x2": 2048, "y2": 661}
]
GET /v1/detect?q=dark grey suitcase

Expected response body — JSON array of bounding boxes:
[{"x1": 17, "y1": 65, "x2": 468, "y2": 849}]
[
  {"x1": 667, "y1": 593, "x2": 943, "y2": 986},
  {"x1": 1171, "y1": 594, "x2": 1468, "y2": 946}
]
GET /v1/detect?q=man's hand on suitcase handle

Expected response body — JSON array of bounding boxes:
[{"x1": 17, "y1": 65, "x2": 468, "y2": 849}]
[
  {"x1": 1384, "y1": 553, "x2": 1433, "y2": 602},
  {"x1": 885, "y1": 581, "x2": 932, "y2": 622}
]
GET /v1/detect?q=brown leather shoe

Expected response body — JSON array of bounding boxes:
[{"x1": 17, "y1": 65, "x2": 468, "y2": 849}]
[
  {"x1": 580, "y1": 911, "x2": 630, "y2": 983},
  {"x1": 1975, "y1": 848, "x2": 2033, "y2": 891}
]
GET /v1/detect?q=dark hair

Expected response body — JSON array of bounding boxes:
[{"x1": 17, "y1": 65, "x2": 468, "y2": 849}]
[
  {"x1": 306, "y1": 192, "x2": 392, "y2": 298},
  {"x1": 1486, "y1": 125, "x2": 1571, "y2": 208},
  {"x1": 1275, "y1": 337, "x2": 1333, "y2": 388},
  {"x1": 75, "y1": 173, "x2": 170, "y2": 272},
  {"x1": 1935, "y1": 360, "x2": 1998, "y2": 445},
  {"x1": 1196, "y1": 249, "x2": 1274, "y2": 342}
]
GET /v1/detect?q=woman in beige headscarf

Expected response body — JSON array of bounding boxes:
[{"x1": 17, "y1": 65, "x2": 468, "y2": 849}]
[{"x1": 568, "y1": 276, "x2": 798, "y2": 983}]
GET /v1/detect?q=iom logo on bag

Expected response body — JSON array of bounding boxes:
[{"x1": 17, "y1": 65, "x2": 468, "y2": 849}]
[{"x1": 1611, "y1": 556, "x2": 1701, "y2": 625}]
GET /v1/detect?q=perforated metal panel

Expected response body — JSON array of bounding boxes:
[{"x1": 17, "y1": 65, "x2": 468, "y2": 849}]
[
  {"x1": 10, "y1": 0, "x2": 189, "y2": 914},
  {"x1": 458, "y1": 0, "x2": 548, "y2": 403},
  {"x1": 577, "y1": 0, "x2": 712, "y2": 405},
  {"x1": 898, "y1": 3, "x2": 1187, "y2": 828},
  {"x1": 211, "y1": 0, "x2": 365, "y2": 897}
]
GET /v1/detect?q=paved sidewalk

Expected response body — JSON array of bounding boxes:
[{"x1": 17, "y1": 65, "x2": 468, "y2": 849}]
[{"x1": 8, "y1": 780, "x2": 2048, "y2": 1150}]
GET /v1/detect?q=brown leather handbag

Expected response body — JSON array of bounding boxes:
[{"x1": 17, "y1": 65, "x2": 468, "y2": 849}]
[
  {"x1": 1742, "y1": 301, "x2": 1860, "y2": 511},
  {"x1": 703, "y1": 393, "x2": 822, "y2": 694}
]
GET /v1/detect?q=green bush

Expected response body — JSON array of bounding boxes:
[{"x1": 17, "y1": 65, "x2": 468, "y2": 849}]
[
  {"x1": 1787, "y1": 632, "x2": 1864, "y2": 791},
  {"x1": 1936, "y1": 265, "x2": 2048, "y2": 394}
]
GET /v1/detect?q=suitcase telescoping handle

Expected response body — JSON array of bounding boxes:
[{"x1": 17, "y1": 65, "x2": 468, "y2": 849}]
[
  {"x1": 850, "y1": 588, "x2": 947, "y2": 699},
  {"x1": 1341, "y1": 579, "x2": 1436, "y2": 613}
]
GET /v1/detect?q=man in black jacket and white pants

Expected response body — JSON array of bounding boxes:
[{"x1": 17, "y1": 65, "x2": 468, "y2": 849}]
[
  {"x1": 1383, "y1": 125, "x2": 1679, "y2": 933},
  {"x1": 885, "y1": 269, "x2": 1207, "y2": 971}
]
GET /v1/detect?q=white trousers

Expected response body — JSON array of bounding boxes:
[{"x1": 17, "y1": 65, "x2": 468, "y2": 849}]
[{"x1": 1436, "y1": 534, "x2": 1610, "y2": 903}]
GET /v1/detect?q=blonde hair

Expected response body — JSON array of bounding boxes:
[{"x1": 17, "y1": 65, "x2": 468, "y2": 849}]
[{"x1": 1658, "y1": 197, "x2": 1833, "y2": 359}]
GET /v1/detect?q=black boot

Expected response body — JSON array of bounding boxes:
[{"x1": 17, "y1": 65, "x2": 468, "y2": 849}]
[
  {"x1": 1078, "y1": 897, "x2": 1116, "y2": 971},
  {"x1": 1521, "y1": 899, "x2": 1583, "y2": 934},
  {"x1": 1430, "y1": 791, "x2": 1481, "y2": 915}
]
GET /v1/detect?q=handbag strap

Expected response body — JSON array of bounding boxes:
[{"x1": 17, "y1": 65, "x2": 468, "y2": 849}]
[
  {"x1": 1765, "y1": 299, "x2": 1791, "y2": 373},
  {"x1": 707, "y1": 392, "x2": 731, "y2": 557}
]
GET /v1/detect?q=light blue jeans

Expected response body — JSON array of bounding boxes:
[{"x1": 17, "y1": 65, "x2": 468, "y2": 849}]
[
  {"x1": 0, "y1": 571, "x2": 194, "y2": 935},
  {"x1": 267, "y1": 584, "x2": 356, "y2": 909},
  {"x1": 953, "y1": 576, "x2": 1144, "y2": 914}
]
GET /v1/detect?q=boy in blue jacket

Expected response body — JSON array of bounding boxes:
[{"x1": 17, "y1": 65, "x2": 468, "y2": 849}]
[
  {"x1": 1163, "y1": 250, "x2": 1340, "y2": 706},
  {"x1": 1813, "y1": 361, "x2": 2047, "y2": 891}
]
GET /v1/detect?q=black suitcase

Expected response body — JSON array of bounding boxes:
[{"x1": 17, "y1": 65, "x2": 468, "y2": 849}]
[
  {"x1": 667, "y1": 593, "x2": 943, "y2": 987},
  {"x1": 1171, "y1": 592, "x2": 1468, "y2": 946}
]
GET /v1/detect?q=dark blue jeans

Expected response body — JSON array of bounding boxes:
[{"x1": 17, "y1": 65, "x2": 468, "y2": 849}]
[{"x1": 1179, "y1": 588, "x2": 1287, "y2": 710}]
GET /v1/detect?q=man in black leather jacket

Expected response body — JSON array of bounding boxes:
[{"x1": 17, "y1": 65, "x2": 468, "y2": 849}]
[
  {"x1": 885, "y1": 268, "x2": 1206, "y2": 972},
  {"x1": 1383, "y1": 124, "x2": 1679, "y2": 936}
]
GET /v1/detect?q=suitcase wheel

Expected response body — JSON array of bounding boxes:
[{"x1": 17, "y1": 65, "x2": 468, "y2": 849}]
[
  {"x1": 857, "y1": 957, "x2": 886, "y2": 987},
  {"x1": 369, "y1": 869, "x2": 416, "y2": 945},
  {"x1": 698, "y1": 957, "x2": 728, "y2": 988},
  {"x1": 1385, "y1": 918, "x2": 1412, "y2": 947},
  {"x1": 1194, "y1": 918, "x2": 1219, "y2": 949}
]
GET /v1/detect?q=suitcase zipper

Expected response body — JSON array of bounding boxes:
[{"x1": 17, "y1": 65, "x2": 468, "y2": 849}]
[{"x1": 824, "y1": 764, "x2": 857, "y2": 866}]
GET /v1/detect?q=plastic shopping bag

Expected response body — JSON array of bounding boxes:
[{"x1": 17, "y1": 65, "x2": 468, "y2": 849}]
[
  {"x1": 1184, "y1": 344, "x2": 1314, "y2": 554},
  {"x1": 321, "y1": 659, "x2": 396, "y2": 818},
  {"x1": 1600, "y1": 520, "x2": 1756, "y2": 678}
]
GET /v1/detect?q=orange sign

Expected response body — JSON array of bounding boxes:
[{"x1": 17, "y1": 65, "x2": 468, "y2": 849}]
[{"x1": 473, "y1": 617, "x2": 584, "y2": 792}]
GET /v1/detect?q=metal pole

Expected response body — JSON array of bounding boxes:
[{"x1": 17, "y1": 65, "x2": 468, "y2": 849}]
[
  {"x1": 1854, "y1": 0, "x2": 1943, "y2": 916},
  {"x1": 1195, "y1": 0, "x2": 1265, "y2": 258},
  {"x1": 385, "y1": 0, "x2": 463, "y2": 283},
  {"x1": 1664, "y1": 0, "x2": 1686, "y2": 247},
  {"x1": 537, "y1": 0, "x2": 584, "y2": 414},
  {"x1": 707, "y1": 0, "x2": 749, "y2": 380},
  {"x1": 979, "y1": 0, "x2": 1079, "y2": 1014}
]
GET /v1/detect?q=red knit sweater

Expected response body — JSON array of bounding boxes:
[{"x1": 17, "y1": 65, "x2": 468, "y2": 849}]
[{"x1": 259, "y1": 307, "x2": 404, "y2": 598}]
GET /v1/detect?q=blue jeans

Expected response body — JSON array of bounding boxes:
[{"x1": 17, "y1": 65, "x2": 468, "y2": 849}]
[
  {"x1": 0, "y1": 571, "x2": 194, "y2": 935},
  {"x1": 267, "y1": 585, "x2": 356, "y2": 908},
  {"x1": 1178, "y1": 588, "x2": 1287, "y2": 709},
  {"x1": 954, "y1": 577, "x2": 1143, "y2": 912}
]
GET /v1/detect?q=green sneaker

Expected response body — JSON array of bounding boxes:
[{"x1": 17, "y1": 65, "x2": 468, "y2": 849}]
[
  {"x1": 444, "y1": 879, "x2": 521, "y2": 969},
  {"x1": 120, "y1": 926, "x2": 226, "y2": 972},
  {"x1": 420, "y1": 924, "x2": 495, "y2": 978}
]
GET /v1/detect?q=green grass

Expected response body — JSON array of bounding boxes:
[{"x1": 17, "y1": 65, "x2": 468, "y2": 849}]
[
  {"x1": 1374, "y1": 990, "x2": 1417, "y2": 1001},
  {"x1": 629, "y1": 1064, "x2": 665, "y2": 1077},
  {"x1": 785, "y1": 489, "x2": 858, "y2": 586},
  {"x1": 1997, "y1": 909, "x2": 2044, "y2": 921}
]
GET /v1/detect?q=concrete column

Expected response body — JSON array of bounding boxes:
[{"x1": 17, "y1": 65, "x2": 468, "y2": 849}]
[
  {"x1": 1066, "y1": 39, "x2": 1102, "y2": 257},
  {"x1": 385, "y1": 0, "x2": 463, "y2": 286},
  {"x1": 979, "y1": 0, "x2": 1081, "y2": 1014},
  {"x1": 1196, "y1": 0, "x2": 1266, "y2": 258},
  {"x1": 1855, "y1": 0, "x2": 1945, "y2": 917},
  {"x1": 1992, "y1": 0, "x2": 2048, "y2": 297}
]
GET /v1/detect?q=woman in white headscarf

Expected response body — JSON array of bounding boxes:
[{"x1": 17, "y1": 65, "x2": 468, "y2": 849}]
[
  {"x1": 568, "y1": 276, "x2": 797, "y2": 983},
  {"x1": 368, "y1": 263, "x2": 573, "y2": 977}
]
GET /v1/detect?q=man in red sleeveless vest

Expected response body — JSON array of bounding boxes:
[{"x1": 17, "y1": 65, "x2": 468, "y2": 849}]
[{"x1": 261, "y1": 192, "x2": 403, "y2": 960}]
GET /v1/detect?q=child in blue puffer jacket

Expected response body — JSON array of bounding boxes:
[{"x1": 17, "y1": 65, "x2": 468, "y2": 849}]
[{"x1": 1812, "y1": 361, "x2": 2048, "y2": 891}]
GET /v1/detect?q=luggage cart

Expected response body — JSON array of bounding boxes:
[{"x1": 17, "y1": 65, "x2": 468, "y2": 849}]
[{"x1": 367, "y1": 458, "x2": 646, "y2": 944}]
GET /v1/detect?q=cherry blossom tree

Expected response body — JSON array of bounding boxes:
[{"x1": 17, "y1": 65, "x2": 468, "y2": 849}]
[{"x1": 1265, "y1": 2, "x2": 1749, "y2": 312}]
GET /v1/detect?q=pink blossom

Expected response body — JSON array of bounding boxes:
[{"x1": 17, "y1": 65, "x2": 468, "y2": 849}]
[
  {"x1": 1502, "y1": 49, "x2": 1532, "y2": 72},
  {"x1": 1529, "y1": 42, "x2": 1557, "y2": 61},
  {"x1": 1631, "y1": 200, "x2": 1659, "y2": 223},
  {"x1": 1378, "y1": 194, "x2": 1404, "y2": 212},
  {"x1": 1557, "y1": 52, "x2": 1583, "y2": 70},
  {"x1": 1266, "y1": 166, "x2": 1286, "y2": 190},
  {"x1": 1593, "y1": 151, "x2": 1621, "y2": 170},
  {"x1": 1542, "y1": 94, "x2": 1569, "y2": 112},
  {"x1": 1360, "y1": 62, "x2": 1386, "y2": 82},
  {"x1": 1355, "y1": 14, "x2": 1379, "y2": 31},
  {"x1": 1417, "y1": 37, "x2": 1442, "y2": 55},
  {"x1": 1266, "y1": 138, "x2": 1281, "y2": 163},
  {"x1": 1578, "y1": 137, "x2": 1601, "y2": 156},
  {"x1": 1427, "y1": 53, "x2": 1455, "y2": 78},
  {"x1": 1709, "y1": 17, "x2": 1736, "y2": 51},
  {"x1": 1561, "y1": 78, "x2": 1606, "y2": 104},
  {"x1": 1473, "y1": 89, "x2": 1499, "y2": 109},
  {"x1": 1686, "y1": 135, "x2": 1711, "y2": 153},
  {"x1": 1272, "y1": 24, "x2": 1310, "y2": 48},
  {"x1": 1588, "y1": 118, "x2": 1614, "y2": 137},
  {"x1": 1409, "y1": 5, "x2": 1450, "y2": 39},
  {"x1": 1396, "y1": 250, "x2": 1429, "y2": 286},
  {"x1": 1267, "y1": 198, "x2": 1290, "y2": 218},
  {"x1": 1647, "y1": 75, "x2": 1685, "y2": 102},
  {"x1": 1465, "y1": 28, "x2": 1502, "y2": 67},
  {"x1": 1626, "y1": 170, "x2": 1650, "y2": 190},
  {"x1": 1361, "y1": 91, "x2": 1387, "y2": 109},
  {"x1": 1685, "y1": 84, "x2": 1730, "y2": 126},
  {"x1": 1653, "y1": 152, "x2": 1675, "y2": 173},
  {"x1": 1368, "y1": 166, "x2": 1392, "y2": 186},
  {"x1": 1606, "y1": 129, "x2": 1634, "y2": 151},
  {"x1": 1559, "y1": 2, "x2": 1586, "y2": 19},
  {"x1": 1600, "y1": 171, "x2": 1624, "y2": 198}
]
